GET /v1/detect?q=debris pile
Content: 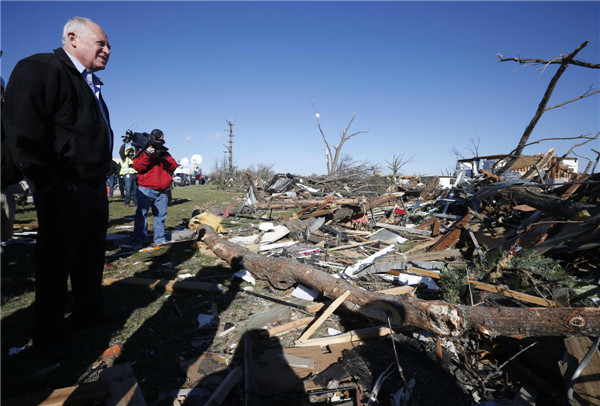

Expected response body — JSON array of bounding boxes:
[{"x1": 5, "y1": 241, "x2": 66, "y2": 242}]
[{"x1": 163, "y1": 169, "x2": 599, "y2": 405}]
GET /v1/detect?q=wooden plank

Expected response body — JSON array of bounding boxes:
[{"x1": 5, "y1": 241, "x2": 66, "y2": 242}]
[
  {"x1": 297, "y1": 290, "x2": 351, "y2": 341},
  {"x1": 203, "y1": 366, "x2": 243, "y2": 406},
  {"x1": 431, "y1": 219, "x2": 441, "y2": 237},
  {"x1": 563, "y1": 336, "x2": 600, "y2": 406},
  {"x1": 521, "y1": 147, "x2": 555, "y2": 179},
  {"x1": 267, "y1": 317, "x2": 314, "y2": 337},
  {"x1": 465, "y1": 225, "x2": 484, "y2": 257},
  {"x1": 375, "y1": 222, "x2": 432, "y2": 236},
  {"x1": 257, "y1": 341, "x2": 363, "y2": 392},
  {"x1": 468, "y1": 280, "x2": 555, "y2": 307},
  {"x1": 480, "y1": 169, "x2": 504, "y2": 181},
  {"x1": 327, "y1": 240, "x2": 378, "y2": 252},
  {"x1": 99, "y1": 363, "x2": 147, "y2": 406},
  {"x1": 377, "y1": 285, "x2": 415, "y2": 295},
  {"x1": 560, "y1": 174, "x2": 589, "y2": 199},
  {"x1": 395, "y1": 267, "x2": 555, "y2": 307},
  {"x1": 103, "y1": 277, "x2": 223, "y2": 292},
  {"x1": 3, "y1": 381, "x2": 107, "y2": 406},
  {"x1": 295, "y1": 326, "x2": 393, "y2": 347},
  {"x1": 428, "y1": 214, "x2": 471, "y2": 252},
  {"x1": 404, "y1": 235, "x2": 442, "y2": 254}
]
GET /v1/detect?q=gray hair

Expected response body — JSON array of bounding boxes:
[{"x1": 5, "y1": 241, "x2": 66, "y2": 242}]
[{"x1": 62, "y1": 17, "x2": 94, "y2": 46}]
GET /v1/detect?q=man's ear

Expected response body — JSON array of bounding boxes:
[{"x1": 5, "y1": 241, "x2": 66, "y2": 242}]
[{"x1": 68, "y1": 32, "x2": 78, "y2": 47}]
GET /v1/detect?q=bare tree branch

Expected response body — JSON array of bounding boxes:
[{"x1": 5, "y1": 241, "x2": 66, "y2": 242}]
[
  {"x1": 545, "y1": 88, "x2": 600, "y2": 111},
  {"x1": 496, "y1": 40, "x2": 590, "y2": 176},
  {"x1": 312, "y1": 102, "x2": 369, "y2": 179},
  {"x1": 312, "y1": 101, "x2": 333, "y2": 174},
  {"x1": 545, "y1": 131, "x2": 600, "y2": 176},
  {"x1": 497, "y1": 53, "x2": 599, "y2": 69},
  {"x1": 385, "y1": 152, "x2": 415, "y2": 179},
  {"x1": 513, "y1": 132, "x2": 599, "y2": 152}
]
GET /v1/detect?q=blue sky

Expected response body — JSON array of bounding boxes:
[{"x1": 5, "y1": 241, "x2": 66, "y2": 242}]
[{"x1": 2, "y1": 1, "x2": 599, "y2": 176}]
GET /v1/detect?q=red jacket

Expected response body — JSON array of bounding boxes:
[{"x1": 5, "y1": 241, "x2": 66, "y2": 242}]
[{"x1": 134, "y1": 149, "x2": 178, "y2": 191}]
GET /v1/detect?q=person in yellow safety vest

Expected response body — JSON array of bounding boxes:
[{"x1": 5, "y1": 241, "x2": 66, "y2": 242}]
[{"x1": 119, "y1": 144, "x2": 138, "y2": 206}]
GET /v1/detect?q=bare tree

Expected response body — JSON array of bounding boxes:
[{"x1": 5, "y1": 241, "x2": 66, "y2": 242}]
[
  {"x1": 495, "y1": 40, "x2": 597, "y2": 176},
  {"x1": 451, "y1": 146, "x2": 465, "y2": 160},
  {"x1": 385, "y1": 151, "x2": 415, "y2": 182},
  {"x1": 451, "y1": 135, "x2": 481, "y2": 161},
  {"x1": 224, "y1": 120, "x2": 234, "y2": 177},
  {"x1": 312, "y1": 101, "x2": 369, "y2": 179},
  {"x1": 466, "y1": 135, "x2": 481, "y2": 157}
]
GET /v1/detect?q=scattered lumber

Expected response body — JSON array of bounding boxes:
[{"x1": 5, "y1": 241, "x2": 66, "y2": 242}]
[
  {"x1": 390, "y1": 266, "x2": 556, "y2": 307},
  {"x1": 297, "y1": 290, "x2": 351, "y2": 341},
  {"x1": 295, "y1": 326, "x2": 393, "y2": 347},
  {"x1": 197, "y1": 225, "x2": 600, "y2": 338},
  {"x1": 428, "y1": 214, "x2": 471, "y2": 252}
]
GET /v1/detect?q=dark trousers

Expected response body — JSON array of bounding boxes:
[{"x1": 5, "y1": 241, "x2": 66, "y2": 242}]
[{"x1": 32, "y1": 178, "x2": 108, "y2": 345}]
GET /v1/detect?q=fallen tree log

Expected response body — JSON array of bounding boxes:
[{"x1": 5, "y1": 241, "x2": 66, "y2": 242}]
[
  {"x1": 196, "y1": 225, "x2": 600, "y2": 338},
  {"x1": 498, "y1": 186, "x2": 598, "y2": 219}
]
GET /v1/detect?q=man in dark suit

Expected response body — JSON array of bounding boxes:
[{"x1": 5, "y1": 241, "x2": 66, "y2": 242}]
[{"x1": 3, "y1": 17, "x2": 114, "y2": 357}]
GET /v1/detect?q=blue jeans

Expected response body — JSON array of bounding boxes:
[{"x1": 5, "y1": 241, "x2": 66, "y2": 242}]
[
  {"x1": 107, "y1": 175, "x2": 115, "y2": 197},
  {"x1": 133, "y1": 186, "x2": 168, "y2": 246},
  {"x1": 123, "y1": 174, "x2": 138, "y2": 205}
]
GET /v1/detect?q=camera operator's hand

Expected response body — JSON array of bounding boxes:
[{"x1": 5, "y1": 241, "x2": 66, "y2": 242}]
[{"x1": 146, "y1": 146, "x2": 156, "y2": 156}]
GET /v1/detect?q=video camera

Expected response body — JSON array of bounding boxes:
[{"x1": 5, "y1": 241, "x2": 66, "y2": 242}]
[{"x1": 122, "y1": 130, "x2": 167, "y2": 158}]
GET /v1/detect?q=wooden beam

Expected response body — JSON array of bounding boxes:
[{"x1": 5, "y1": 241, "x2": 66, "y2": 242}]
[
  {"x1": 428, "y1": 214, "x2": 471, "y2": 252},
  {"x1": 266, "y1": 317, "x2": 314, "y2": 337},
  {"x1": 394, "y1": 267, "x2": 555, "y2": 307},
  {"x1": 104, "y1": 277, "x2": 223, "y2": 293},
  {"x1": 375, "y1": 222, "x2": 432, "y2": 236},
  {"x1": 297, "y1": 290, "x2": 351, "y2": 341},
  {"x1": 377, "y1": 285, "x2": 415, "y2": 296},
  {"x1": 521, "y1": 148, "x2": 555, "y2": 179},
  {"x1": 295, "y1": 326, "x2": 393, "y2": 347},
  {"x1": 480, "y1": 169, "x2": 504, "y2": 181},
  {"x1": 561, "y1": 337, "x2": 600, "y2": 406},
  {"x1": 404, "y1": 235, "x2": 442, "y2": 254}
]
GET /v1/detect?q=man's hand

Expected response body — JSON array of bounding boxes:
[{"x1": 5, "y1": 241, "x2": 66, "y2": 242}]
[{"x1": 146, "y1": 146, "x2": 155, "y2": 155}]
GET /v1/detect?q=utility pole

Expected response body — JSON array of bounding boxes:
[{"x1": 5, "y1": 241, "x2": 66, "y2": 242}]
[{"x1": 224, "y1": 120, "x2": 234, "y2": 177}]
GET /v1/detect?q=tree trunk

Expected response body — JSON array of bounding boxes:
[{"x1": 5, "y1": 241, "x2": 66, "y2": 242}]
[
  {"x1": 196, "y1": 225, "x2": 600, "y2": 338},
  {"x1": 498, "y1": 186, "x2": 598, "y2": 219},
  {"x1": 496, "y1": 41, "x2": 589, "y2": 176}
]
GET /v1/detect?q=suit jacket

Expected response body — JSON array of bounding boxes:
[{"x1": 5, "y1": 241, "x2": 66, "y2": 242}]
[{"x1": 2, "y1": 47, "x2": 113, "y2": 190}]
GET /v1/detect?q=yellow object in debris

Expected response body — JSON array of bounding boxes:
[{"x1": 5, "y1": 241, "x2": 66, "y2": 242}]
[
  {"x1": 189, "y1": 212, "x2": 227, "y2": 233},
  {"x1": 574, "y1": 210, "x2": 590, "y2": 221}
]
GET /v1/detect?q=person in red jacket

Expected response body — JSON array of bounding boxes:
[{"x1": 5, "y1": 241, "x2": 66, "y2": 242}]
[{"x1": 132, "y1": 129, "x2": 178, "y2": 249}]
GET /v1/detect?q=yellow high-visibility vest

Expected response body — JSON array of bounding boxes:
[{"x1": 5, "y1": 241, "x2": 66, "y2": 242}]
[{"x1": 119, "y1": 157, "x2": 138, "y2": 175}]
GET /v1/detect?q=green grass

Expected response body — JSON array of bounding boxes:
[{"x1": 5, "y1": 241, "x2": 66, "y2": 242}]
[{"x1": 1, "y1": 184, "x2": 248, "y2": 403}]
